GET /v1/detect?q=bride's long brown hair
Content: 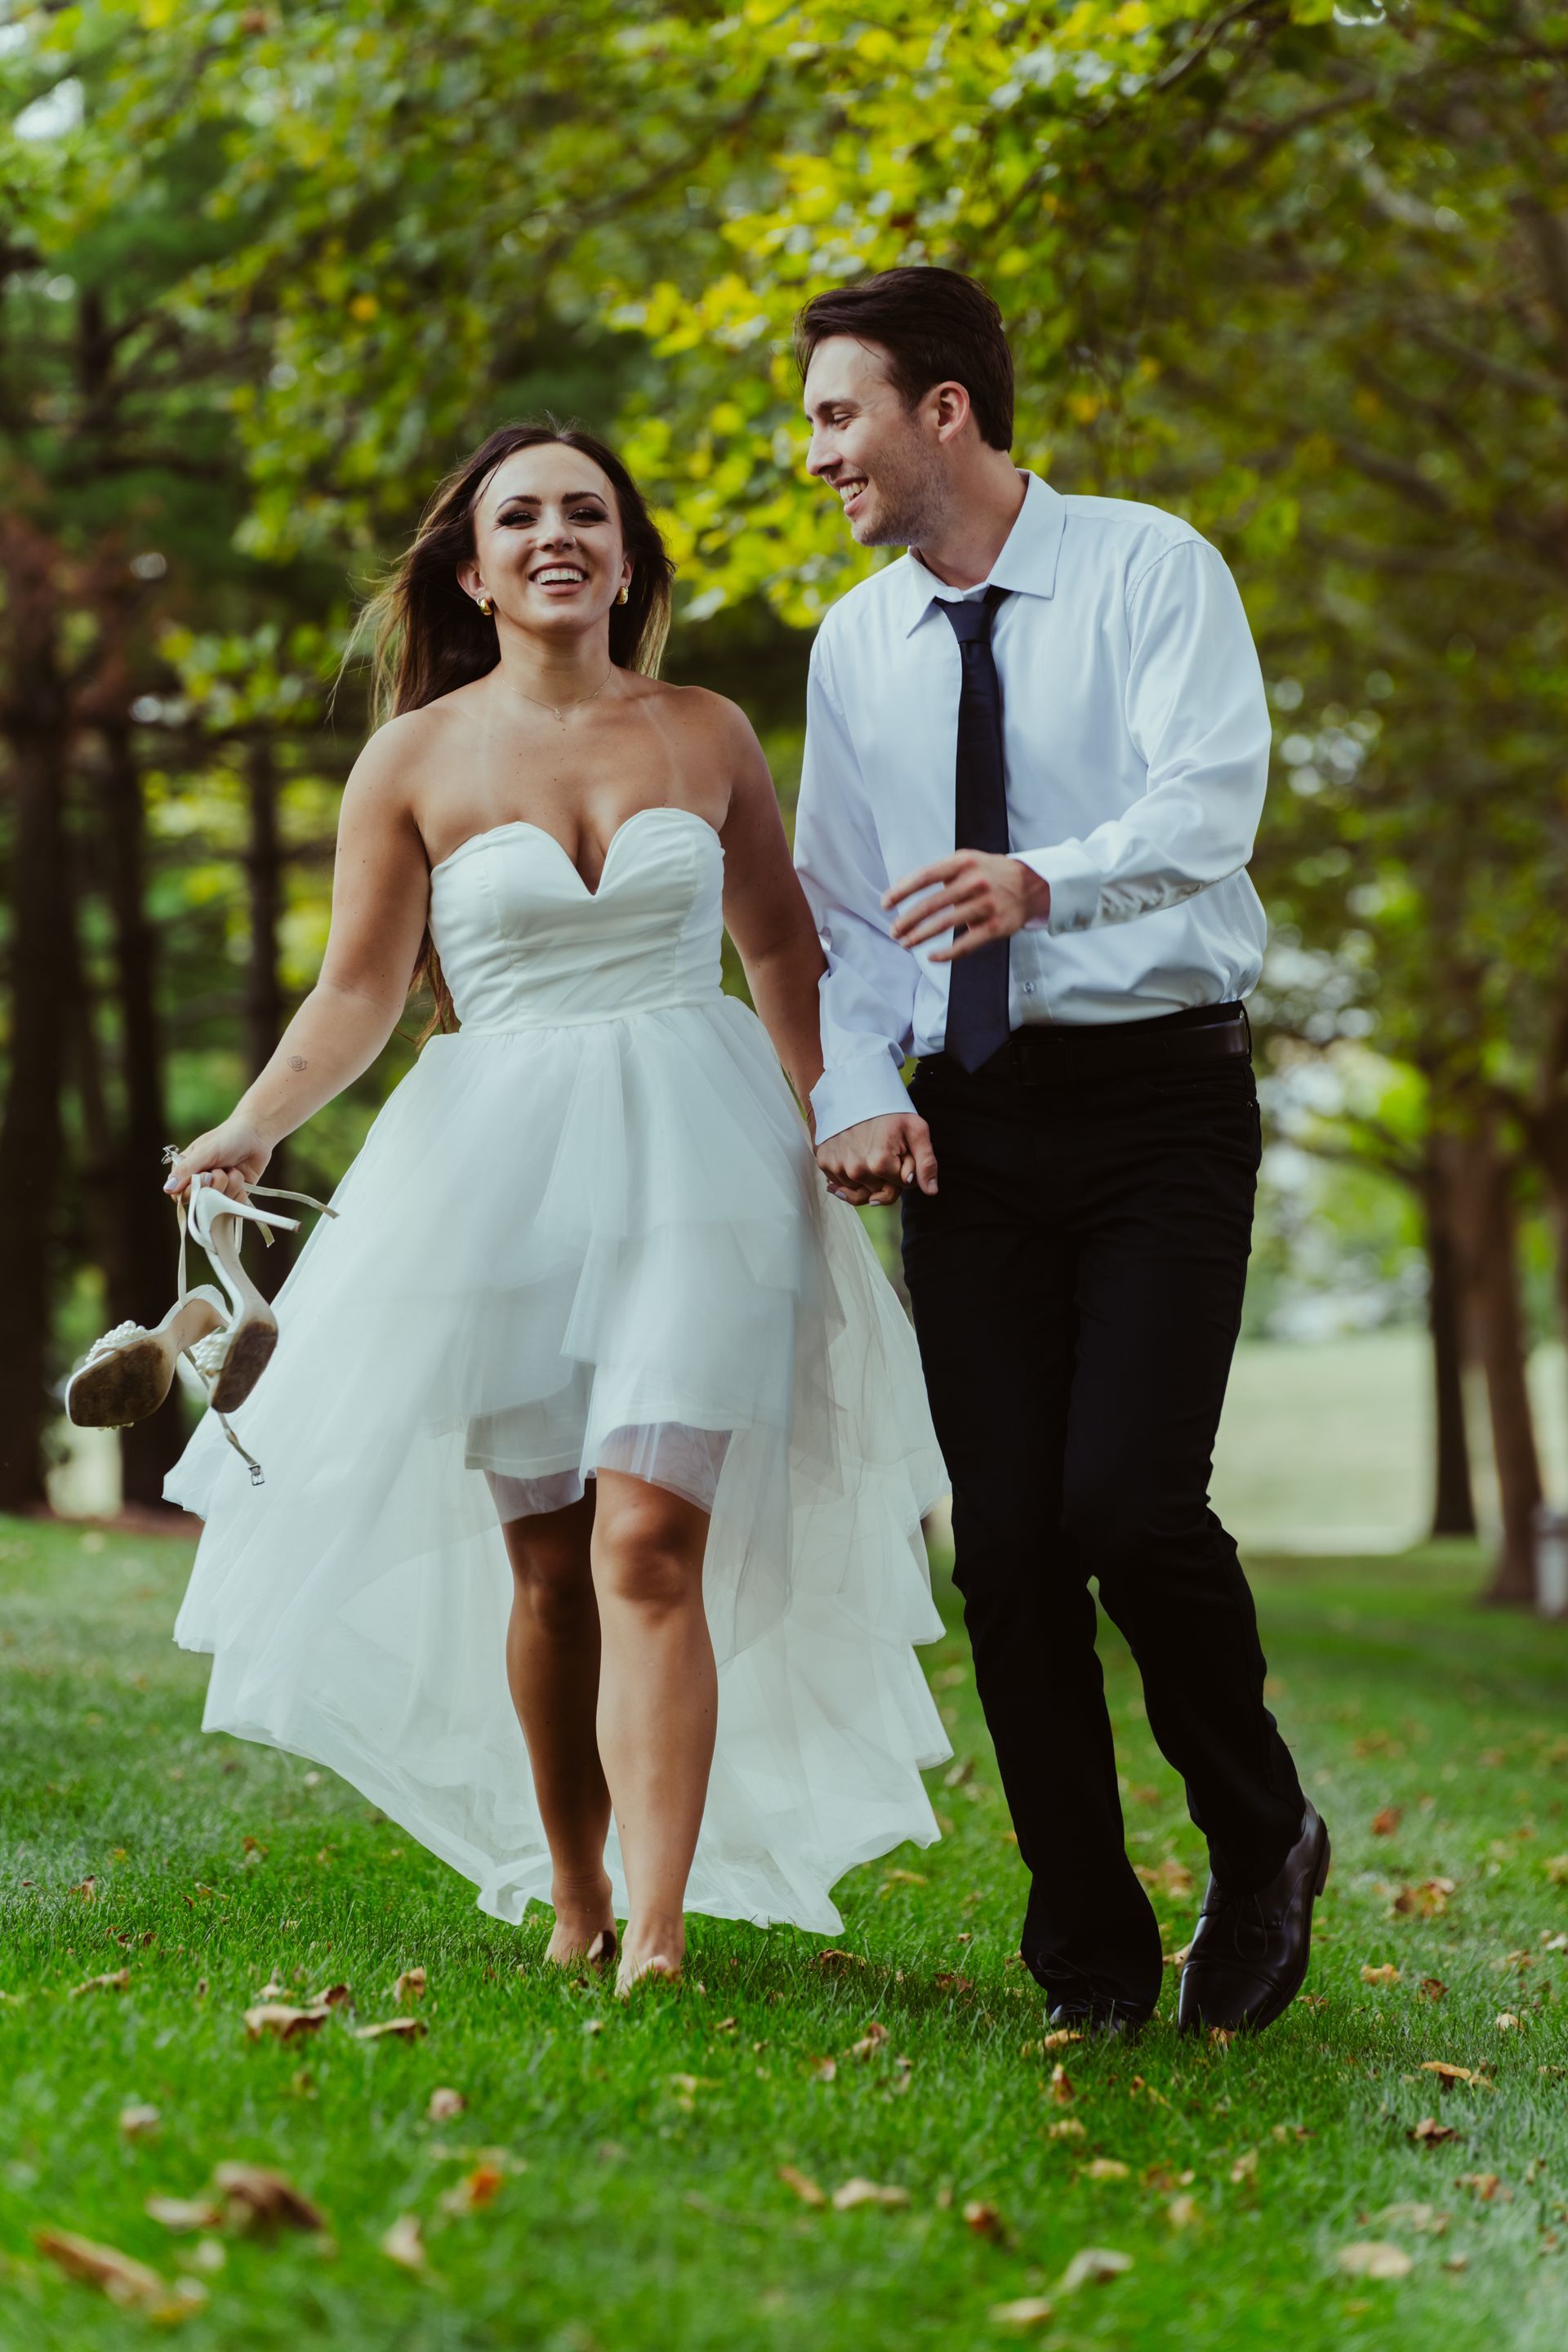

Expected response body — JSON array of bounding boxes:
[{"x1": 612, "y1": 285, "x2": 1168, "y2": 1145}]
[{"x1": 358, "y1": 420, "x2": 676, "y2": 1042}]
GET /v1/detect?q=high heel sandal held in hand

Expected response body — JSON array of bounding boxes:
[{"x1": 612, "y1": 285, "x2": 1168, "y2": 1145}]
[{"x1": 65, "y1": 1152, "x2": 337, "y2": 1486}]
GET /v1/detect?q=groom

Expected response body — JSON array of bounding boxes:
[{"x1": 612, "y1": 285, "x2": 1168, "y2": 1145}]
[{"x1": 791, "y1": 266, "x2": 1327, "y2": 2037}]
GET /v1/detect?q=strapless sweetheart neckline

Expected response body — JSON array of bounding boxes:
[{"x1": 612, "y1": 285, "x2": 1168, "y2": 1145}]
[{"x1": 430, "y1": 804, "x2": 720, "y2": 899}]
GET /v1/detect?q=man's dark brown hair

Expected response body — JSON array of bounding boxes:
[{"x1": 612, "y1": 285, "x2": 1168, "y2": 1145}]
[{"x1": 795, "y1": 266, "x2": 1014, "y2": 452}]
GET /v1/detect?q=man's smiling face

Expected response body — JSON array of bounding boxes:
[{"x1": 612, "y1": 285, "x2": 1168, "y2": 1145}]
[{"x1": 803, "y1": 334, "x2": 947, "y2": 549}]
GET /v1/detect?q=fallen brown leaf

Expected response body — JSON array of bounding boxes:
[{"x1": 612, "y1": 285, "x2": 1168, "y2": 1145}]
[
  {"x1": 381, "y1": 2213, "x2": 426, "y2": 2270},
  {"x1": 243, "y1": 2002, "x2": 332, "y2": 2042},
  {"x1": 1456, "y1": 2172, "x2": 1509, "y2": 2202},
  {"x1": 34, "y1": 2228, "x2": 165, "y2": 2309},
  {"x1": 145, "y1": 2196, "x2": 221, "y2": 2234},
  {"x1": 1377, "y1": 2202, "x2": 1448, "y2": 2236},
  {"x1": 1060, "y1": 2246, "x2": 1134, "y2": 2291},
  {"x1": 1543, "y1": 1854, "x2": 1568, "y2": 1886},
  {"x1": 310, "y1": 1983, "x2": 352, "y2": 2010},
  {"x1": 1168, "y1": 2193, "x2": 1201, "y2": 2228},
  {"x1": 1049, "y1": 2062, "x2": 1075, "y2": 2105},
  {"x1": 440, "y1": 2164, "x2": 504, "y2": 2214},
  {"x1": 806, "y1": 2055, "x2": 837, "y2": 2083},
  {"x1": 118, "y1": 2104, "x2": 160, "y2": 2139},
  {"x1": 989, "y1": 2296, "x2": 1054, "y2": 2329},
  {"x1": 849, "y1": 2020, "x2": 889, "y2": 2060},
  {"x1": 213, "y1": 2161, "x2": 326, "y2": 2234},
  {"x1": 1133, "y1": 1858, "x2": 1194, "y2": 1898},
  {"x1": 1041, "y1": 2028, "x2": 1082, "y2": 2050},
  {"x1": 1494, "y1": 2011, "x2": 1522, "y2": 2031},
  {"x1": 963, "y1": 2198, "x2": 1009, "y2": 2240},
  {"x1": 427, "y1": 2087, "x2": 466, "y2": 2122},
  {"x1": 1338, "y1": 2240, "x2": 1412, "y2": 2280},
  {"x1": 1407, "y1": 2117, "x2": 1459, "y2": 2145},
  {"x1": 932, "y1": 1971, "x2": 973, "y2": 1994},
  {"x1": 1229, "y1": 2149, "x2": 1259, "y2": 2184},
  {"x1": 815, "y1": 1949, "x2": 866, "y2": 1973},
  {"x1": 1370, "y1": 1806, "x2": 1402, "y2": 1837},
  {"x1": 831, "y1": 2177, "x2": 910, "y2": 2212},
  {"x1": 777, "y1": 2164, "x2": 826, "y2": 2207},
  {"x1": 1392, "y1": 1879, "x2": 1454, "y2": 1918},
  {"x1": 1420, "y1": 2060, "x2": 1476, "y2": 2087},
  {"x1": 1045, "y1": 2118, "x2": 1086, "y2": 2139},
  {"x1": 354, "y1": 2016, "x2": 427, "y2": 2042},
  {"x1": 391, "y1": 1967, "x2": 425, "y2": 2005},
  {"x1": 1418, "y1": 1977, "x2": 1448, "y2": 2002},
  {"x1": 68, "y1": 1969, "x2": 130, "y2": 1998},
  {"x1": 1083, "y1": 2158, "x2": 1130, "y2": 2182}
]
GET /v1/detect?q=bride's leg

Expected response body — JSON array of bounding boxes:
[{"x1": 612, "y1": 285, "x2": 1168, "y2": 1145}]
[
  {"x1": 500, "y1": 1493, "x2": 615, "y2": 1962},
  {"x1": 590, "y1": 1470, "x2": 716, "y2": 1984}
]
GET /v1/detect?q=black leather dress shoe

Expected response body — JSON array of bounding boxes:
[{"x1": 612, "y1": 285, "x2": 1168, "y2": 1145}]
[
  {"x1": 1046, "y1": 1995, "x2": 1151, "y2": 2042},
  {"x1": 1177, "y1": 1802, "x2": 1330, "y2": 2036}
]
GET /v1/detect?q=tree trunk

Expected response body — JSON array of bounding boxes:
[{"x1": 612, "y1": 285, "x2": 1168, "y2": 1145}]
[
  {"x1": 0, "y1": 524, "x2": 74, "y2": 1512},
  {"x1": 1437, "y1": 1121, "x2": 1542, "y2": 1603},
  {"x1": 1419, "y1": 1141, "x2": 1477, "y2": 1539},
  {"x1": 98, "y1": 721, "x2": 187, "y2": 1507},
  {"x1": 240, "y1": 734, "x2": 296, "y2": 1302},
  {"x1": 1521, "y1": 1083, "x2": 1568, "y2": 1490}
]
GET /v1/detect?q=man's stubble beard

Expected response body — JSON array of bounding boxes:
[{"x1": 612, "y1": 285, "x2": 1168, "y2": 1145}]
[{"x1": 854, "y1": 434, "x2": 951, "y2": 552}]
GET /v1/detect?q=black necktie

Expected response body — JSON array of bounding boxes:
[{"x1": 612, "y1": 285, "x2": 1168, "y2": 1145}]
[{"x1": 939, "y1": 585, "x2": 1012, "y2": 1071}]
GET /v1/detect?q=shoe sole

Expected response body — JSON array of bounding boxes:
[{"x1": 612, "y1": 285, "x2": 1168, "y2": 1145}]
[
  {"x1": 67, "y1": 1337, "x2": 176, "y2": 1429},
  {"x1": 208, "y1": 1317, "x2": 278, "y2": 1414},
  {"x1": 66, "y1": 1294, "x2": 225, "y2": 1429},
  {"x1": 1179, "y1": 1818, "x2": 1331, "y2": 2036}
]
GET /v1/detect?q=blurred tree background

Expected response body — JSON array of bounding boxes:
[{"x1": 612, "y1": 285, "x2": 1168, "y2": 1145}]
[{"x1": 2, "y1": 0, "x2": 1565, "y2": 1603}]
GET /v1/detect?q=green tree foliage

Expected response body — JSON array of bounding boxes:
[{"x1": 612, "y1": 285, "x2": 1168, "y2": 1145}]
[{"x1": 4, "y1": 0, "x2": 1566, "y2": 1586}]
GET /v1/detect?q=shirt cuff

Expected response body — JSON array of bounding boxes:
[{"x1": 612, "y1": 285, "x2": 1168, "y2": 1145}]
[
  {"x1": 809, "y1": 1046, "x2": 916, "y2": 1147},
  {"x1": 1014, "y1": 842, "x2": 1101, "y2": 934}
]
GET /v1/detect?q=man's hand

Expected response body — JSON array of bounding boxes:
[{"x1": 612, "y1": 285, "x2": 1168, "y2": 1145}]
[
  {"x1": 883, "y1": 851, "x2": 1050, "y2": 959},
  {"x1": 816, "y1": 1112, "x2": 938, "y2": 1208}
]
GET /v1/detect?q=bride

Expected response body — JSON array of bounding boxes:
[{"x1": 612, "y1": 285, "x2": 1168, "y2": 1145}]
[{"x1": 159, "y1": 421, "x2": 949, "y2": 1993}]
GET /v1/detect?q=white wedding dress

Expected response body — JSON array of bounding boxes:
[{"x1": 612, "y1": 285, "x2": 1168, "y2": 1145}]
[{"x1": 165, "y1": 805, "x2": 951, "y2": 1931}]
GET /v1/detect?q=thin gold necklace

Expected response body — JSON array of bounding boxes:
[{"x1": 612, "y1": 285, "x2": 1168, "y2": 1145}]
[{"x1": 514, "y1": 668, "x2": 615, "y2": 727}]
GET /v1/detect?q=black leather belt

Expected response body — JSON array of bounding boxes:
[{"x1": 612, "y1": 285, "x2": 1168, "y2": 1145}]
[{"x1": 917, "y1": 1001, "x2": 1251, "y2": 1087}]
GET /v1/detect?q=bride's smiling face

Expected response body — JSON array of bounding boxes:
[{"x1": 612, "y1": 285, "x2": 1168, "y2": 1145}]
[{"x1": 461, "y1": 443, "x2": 632, "y2": 639}]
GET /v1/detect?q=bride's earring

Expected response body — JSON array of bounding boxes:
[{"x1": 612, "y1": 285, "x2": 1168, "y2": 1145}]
[
  {"x1": 616, "y1": 579, "x2": 630, "y2": 606},
  {"x1": 478, "y1": 593, "x2": 494, "y2": 617}
]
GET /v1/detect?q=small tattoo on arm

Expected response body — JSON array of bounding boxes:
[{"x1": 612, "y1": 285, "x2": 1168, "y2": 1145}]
[{"x1": 287, "y1": 1055, "x2": 307, "y2": 1071}]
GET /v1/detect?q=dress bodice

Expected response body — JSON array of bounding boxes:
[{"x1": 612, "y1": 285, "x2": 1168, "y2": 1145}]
[{"x1": 427, "y1": 805, "x2": 725, "y2": 1029}]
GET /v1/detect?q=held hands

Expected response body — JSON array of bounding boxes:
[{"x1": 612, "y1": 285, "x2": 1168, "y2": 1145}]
[
  {"x1": 163, "y1": 1125, "x2": 274, "y2": 1205},
  {"x1": 883, "y1": 850, "x2": 1050, "y2": 959},
  {"x1": 816, "y1": 1112, "x2": 938, "y2": 1209}
]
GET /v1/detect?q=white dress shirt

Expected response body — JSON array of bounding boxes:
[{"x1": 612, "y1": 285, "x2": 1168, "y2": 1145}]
[{"x1": 794, "y1": 471, "x2": 1272, "y2": 1143}]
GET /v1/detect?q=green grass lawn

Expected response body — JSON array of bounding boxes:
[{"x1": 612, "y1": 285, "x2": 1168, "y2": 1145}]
[{"x1": 1, "y1": 1517, "x2": 1564, "y2": 2352}]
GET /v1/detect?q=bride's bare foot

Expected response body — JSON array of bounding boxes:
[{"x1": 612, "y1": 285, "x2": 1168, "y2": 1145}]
[
  {"x1": 545, "y1": 1873, "x2": 616, "y2": 1968},
  {"x1": 615, "y1": 1951, "x2": 681, "y2": 1998},
  {"x1": 614, "y1": 1915, "x2": 686, "y2": 1998}
]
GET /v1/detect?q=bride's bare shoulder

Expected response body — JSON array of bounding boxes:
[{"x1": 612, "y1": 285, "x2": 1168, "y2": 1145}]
[
  {"x1": 336, "y1": 701, "x2": 472, "y2": 858},
  {"x1": 633, "y1": 676, "x2": 760, "y2": 752}
]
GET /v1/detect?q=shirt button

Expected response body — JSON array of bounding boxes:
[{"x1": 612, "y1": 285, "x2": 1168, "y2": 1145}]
[{"x1": 1022, "y1": 982, "x2": 1036, "y2": 997}]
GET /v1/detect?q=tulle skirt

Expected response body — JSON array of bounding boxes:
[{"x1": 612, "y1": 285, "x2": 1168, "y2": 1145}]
[{"x1": 165, "y1": 994, "x2": 951, "y2": 1931}]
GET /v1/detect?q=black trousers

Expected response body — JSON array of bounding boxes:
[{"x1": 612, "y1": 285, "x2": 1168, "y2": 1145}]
[{"x1": 902, "y1": 1032, "x2": 1305, "y2": 2014}]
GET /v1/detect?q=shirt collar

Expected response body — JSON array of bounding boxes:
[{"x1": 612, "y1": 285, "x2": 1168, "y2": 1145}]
[{"x1": 898, "y1": 470, "x2": 1066, "y2": 637}]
